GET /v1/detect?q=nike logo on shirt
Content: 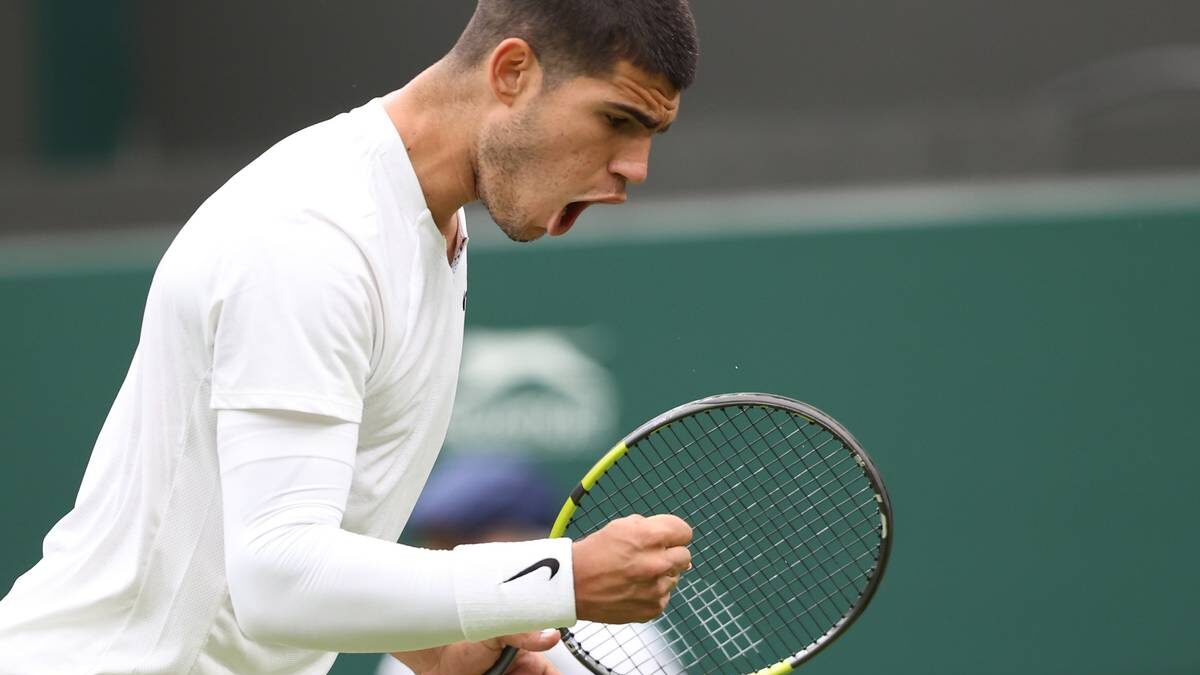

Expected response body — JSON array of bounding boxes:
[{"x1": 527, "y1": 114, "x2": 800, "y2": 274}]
[{"x1": 502, "y1": 558, "x2": 561, "y2": 583}]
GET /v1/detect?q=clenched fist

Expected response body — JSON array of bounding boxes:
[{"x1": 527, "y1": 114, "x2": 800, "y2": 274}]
[{"x1": 571, "y1": 514, "x2": 693, "y2": 624}]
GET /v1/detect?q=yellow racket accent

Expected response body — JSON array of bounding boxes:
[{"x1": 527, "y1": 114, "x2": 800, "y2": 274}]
[
  {"x1": 549, "y1": 497, "x2": 576, "y2": 538},
  {"x1": 581, "y1": 441, "x2": 628, "y2": 490},
  {"x1": 549, "y1": 441, "x2": 628, "y2": 538},
  {"x1": 750, "y1": 661, "x2": 794, "y2": 675}
]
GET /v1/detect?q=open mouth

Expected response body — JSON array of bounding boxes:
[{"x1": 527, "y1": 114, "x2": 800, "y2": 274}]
[{"x1": 551, "y1": 201, "x2": 591, "y2": 236}]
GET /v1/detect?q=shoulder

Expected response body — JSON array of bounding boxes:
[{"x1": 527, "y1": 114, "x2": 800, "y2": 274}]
[
  {"x1": 154, "y1": 203, "x2": 381, "y2": 333},
  {"x1": 224, "y1": 217, "x2": 379, "y2": 303},
  {"x1": 201, "y1": 109, "x2": 380, "y2": 226}
]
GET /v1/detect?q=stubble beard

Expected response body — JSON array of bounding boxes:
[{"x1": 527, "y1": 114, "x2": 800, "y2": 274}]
[{"x1": 474, "y1": 107, "x2": 545, "y2": 243}]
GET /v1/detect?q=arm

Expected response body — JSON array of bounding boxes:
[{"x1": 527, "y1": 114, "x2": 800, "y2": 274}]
[{"x1": 217, "y1": 409, "x2": 576, "y2": 652}]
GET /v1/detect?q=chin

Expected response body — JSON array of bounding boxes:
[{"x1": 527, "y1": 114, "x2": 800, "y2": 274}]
[
  {"x1": 481, "y1": 200, "x2": 543, "y2": 243},
  {"x1": 496, "y1": 219, "x2": 546, "y2": 243}
]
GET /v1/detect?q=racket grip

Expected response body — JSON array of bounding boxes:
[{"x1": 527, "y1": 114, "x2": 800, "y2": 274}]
[{"x1": 482, "y1": 646, "x2": 518, "y2": 675}]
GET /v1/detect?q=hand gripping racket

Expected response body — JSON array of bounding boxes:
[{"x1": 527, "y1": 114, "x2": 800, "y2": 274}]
[{"x1": 483, "y1": 393, "x2": 893, "y2": 675}]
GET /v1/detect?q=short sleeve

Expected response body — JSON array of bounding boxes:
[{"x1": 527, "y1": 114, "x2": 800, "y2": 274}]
[{"x1": 210, "y1": 221, "x2": 377, "y2": 424}]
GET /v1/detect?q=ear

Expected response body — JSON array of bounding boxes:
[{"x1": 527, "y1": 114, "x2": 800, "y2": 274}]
[{"x1": 486, "y1": 38, "x2": 542, "y2": 106}]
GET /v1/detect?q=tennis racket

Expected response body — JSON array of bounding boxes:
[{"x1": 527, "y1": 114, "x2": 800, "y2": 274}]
[{"x1": 483, "y1": 392, "x2": 892, "y2": 675}]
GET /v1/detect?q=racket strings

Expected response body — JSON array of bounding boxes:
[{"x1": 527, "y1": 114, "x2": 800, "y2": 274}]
[
  {"x1": 564, "y1": 405, "x2": 885, "y2": 675},
  {"x1": 739, "y1": 411, "x2": 878, "y2": 585},
  {"x1": 599, "y1": 439, "x2": 759, "y2": 670},
  {"x1": 704, "y1": 504, "x2": 878, "y2": 641},
  {"x1": 571, "y1": 410, "x2": 856, "y2": 673},
  {"x1": 658, "y1": 417, "x2": 843, "y2": 537},
  {"x1": 696, "y1": 410, "x2": 873, "y2": 566},
  {"x1": 630, "y1": 411, "x2": 828, "y2": 634},
  {"x1": 667, "y1": 429, "x2": 854, "y2": 571},
  {"x1": 599, "y1": 408, "x2": 775, "y2": 516},
  {"x1": 646, "y1": 420, "x2": 792, "y2": 665},
  {"x1": 726, "y1": 410, "x2": 882, "y2": 634},
  {"x1": 674, "y1": 412, "x2": 872, "y2": 638},
  {"x1": 665, "y1": 415, "x2": 852, "y2": 631},
  {"x1": 784, "y1": 415, "x2": 879, "y2": 574},
  {"x1": 676, "y1": 410, "x2": 876, "y2": 598},
  {"x1": 606, "y1": 408, "x2": 842, "y2": 546}
]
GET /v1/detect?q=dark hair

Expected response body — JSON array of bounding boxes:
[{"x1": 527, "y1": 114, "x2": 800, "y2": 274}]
[{"x1": 450, "y1": 0, "x2": 699, "y2": 91}]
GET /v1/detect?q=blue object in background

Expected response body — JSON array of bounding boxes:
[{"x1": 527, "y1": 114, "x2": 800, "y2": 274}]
[{"x1": 406, "y1": 455, "x2": 558, "y2": 540}]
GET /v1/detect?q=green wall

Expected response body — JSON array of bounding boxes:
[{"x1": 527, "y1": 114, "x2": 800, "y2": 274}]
[
  {"x1": 2, "y1": 200, "x2": 1198, "y2": 674},
  {"x1": 35, "y1": 0, "x2": 134, "y2": 162}
]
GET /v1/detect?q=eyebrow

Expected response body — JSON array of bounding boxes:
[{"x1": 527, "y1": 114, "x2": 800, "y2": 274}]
[{"x1": 605, "y1": 101, "x2": 672, "y2": 134}]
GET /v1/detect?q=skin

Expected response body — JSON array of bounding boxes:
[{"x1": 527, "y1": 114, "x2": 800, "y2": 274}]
[
  {"x1": 391, "y1": 630, "x2": 563, "y2": 675},
  {"x1": 382, "y1": 39, "x2": 681, "y2": 260},
  {"x1": 381, "y1": 40, "x2": 691, "y2": 675}
]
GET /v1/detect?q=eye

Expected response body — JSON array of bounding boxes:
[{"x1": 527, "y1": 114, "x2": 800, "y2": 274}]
[{"x1": 605, "y1": 114, "x2": 631, "y2": 130}]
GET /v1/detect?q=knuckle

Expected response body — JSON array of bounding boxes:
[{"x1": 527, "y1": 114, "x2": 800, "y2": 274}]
[
  {"x1": 634, "y1": 530, "x2": 657, "y2": 550},
  {"x1": 634, "y1": 559, "x2": 661, "y2": 579},
  {"x1": 651, "y1": 558, "x2": 673, "y2": 576},
  {"x1": 658, "y1": 594, "x2": 671, "y2": 612}
]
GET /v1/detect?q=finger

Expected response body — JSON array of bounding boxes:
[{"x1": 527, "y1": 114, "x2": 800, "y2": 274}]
[
  {"x1": 499, "y1": 628, "x2": 561, "y2": 653},
  {"x1": 645, "y1": 514, "x2": 693, "y2": 546},
  {"x1": 511, "y1": 650, "x2": 563, "y2": 675},
  {"x1": 663, "y1": 544, "x2": 692, "y2": 573}
]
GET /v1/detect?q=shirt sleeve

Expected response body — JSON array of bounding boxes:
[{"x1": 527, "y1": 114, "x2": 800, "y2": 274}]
[
  {"x1": 209, "y1": 221, "x2": 377, "y2": 424},
  {"x1": 217, "y1": 409, "x2": 576, "y2": 653}
]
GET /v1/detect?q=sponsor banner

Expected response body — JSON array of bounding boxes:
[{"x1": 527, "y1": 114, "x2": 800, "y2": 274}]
[{"x1": 446, "y1": 327, "x2": 619, "y2": 457}]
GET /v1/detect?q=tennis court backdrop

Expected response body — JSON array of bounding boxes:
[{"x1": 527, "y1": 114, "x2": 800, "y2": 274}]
[{"x1": 1, "y1": 175, "x2": 1198, "y2": 675}]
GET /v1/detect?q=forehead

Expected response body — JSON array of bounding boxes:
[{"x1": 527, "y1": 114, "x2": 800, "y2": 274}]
[{"x1": 563, "y1": 61, "x2": 681, "y2": 122}]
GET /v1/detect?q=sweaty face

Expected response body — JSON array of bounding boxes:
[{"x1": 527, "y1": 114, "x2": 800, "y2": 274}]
[{"x1": 475, "y1": 61, "x2": 680, "y2": 242}]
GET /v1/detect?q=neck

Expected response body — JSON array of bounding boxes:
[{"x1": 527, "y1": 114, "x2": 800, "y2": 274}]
[{"x1": 381, "y1": 61, "x2": 480, "y2": 241}]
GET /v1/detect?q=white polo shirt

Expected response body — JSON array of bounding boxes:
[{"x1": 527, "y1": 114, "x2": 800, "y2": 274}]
[{"x1": 0, "y1": 100, "x2": 574, "y2": 674}]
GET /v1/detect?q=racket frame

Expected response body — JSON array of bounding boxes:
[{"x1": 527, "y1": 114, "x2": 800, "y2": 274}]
[{"x1": 556, "y1": 393, "x2": 893, "y2": 675}]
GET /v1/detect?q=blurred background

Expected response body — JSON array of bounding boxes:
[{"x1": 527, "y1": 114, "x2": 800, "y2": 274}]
[{"x1": 2, "y1": 1, "x2": 1199, "y2": 674}]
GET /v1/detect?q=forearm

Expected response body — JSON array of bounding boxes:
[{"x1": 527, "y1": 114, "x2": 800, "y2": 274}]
[
  {"x1": 228, "y1": 517, "x2": 574, "y2": 652},
  {"x1": 226, "y1": 515, "x2": 462, "y2": 651},
  {"x1": 218, "y1": 409, "x2": 575, "y2": 652}
]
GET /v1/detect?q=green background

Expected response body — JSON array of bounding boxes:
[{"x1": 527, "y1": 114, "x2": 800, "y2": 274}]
[{"x1": 2, "y1": 196, "x2": 1198, "y2": 674}]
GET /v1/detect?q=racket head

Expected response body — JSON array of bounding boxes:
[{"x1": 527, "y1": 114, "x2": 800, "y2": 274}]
[{"x1": 555, "y1": 393, "x2": 893, "y2": 675}]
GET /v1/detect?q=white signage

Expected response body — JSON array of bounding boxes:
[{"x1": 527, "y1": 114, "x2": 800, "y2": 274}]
[{"x1": 446, "y1": 327, "x2": 619, "y2": 457}]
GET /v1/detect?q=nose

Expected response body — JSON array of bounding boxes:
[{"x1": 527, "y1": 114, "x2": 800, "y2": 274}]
[{"x1": 609, "y1": 138, "x2": 652, "y2": 185}]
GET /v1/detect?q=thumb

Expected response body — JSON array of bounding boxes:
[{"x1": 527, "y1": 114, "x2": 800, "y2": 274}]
[{"x1": 495, "y1": 628, "x2": 561, "y2": 653}]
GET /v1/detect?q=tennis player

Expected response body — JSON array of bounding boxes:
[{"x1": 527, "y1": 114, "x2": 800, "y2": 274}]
[{"x1": 0, "y1": 2, "x2": 698, "y2": 674}]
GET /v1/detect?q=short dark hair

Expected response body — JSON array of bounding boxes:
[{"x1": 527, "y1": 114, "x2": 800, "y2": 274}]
[{"x1": 450, "y1": 0, "x2": 699, "y2": 91}]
